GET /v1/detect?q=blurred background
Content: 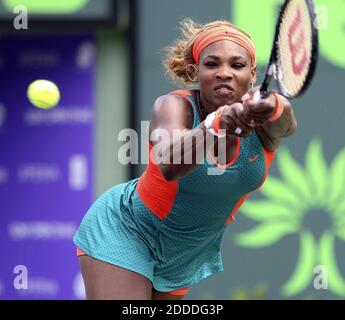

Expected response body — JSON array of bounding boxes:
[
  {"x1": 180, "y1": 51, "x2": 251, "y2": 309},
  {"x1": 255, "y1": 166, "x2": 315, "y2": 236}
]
[{"x1": 0, "y1": 0, "x2": 345, "y2": 300}]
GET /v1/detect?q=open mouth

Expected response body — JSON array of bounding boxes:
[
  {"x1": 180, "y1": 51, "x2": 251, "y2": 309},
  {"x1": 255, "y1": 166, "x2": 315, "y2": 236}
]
[
  {"x1": 215, "y1": 87, "x2": 233, "y2": 95},
  {"x1": 214, "y1": 84, "x2": 234, "y2": 95}
]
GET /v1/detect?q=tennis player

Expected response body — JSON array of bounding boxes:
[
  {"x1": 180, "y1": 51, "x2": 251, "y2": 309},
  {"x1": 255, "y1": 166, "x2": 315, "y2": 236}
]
[{"x1": 73, "y1": 19, "x2": 297, "y2": 300}]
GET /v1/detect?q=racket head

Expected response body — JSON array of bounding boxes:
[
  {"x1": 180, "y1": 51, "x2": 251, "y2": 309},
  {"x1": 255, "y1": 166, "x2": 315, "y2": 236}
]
[{"x1": 272, "y1": 0, "x2": 319, "y2": 98}]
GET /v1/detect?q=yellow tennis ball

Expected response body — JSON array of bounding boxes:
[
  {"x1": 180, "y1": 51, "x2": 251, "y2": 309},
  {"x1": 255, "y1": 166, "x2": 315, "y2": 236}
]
[{"x1": 27, "y1": 80, "x2": 60, "y2": 110}]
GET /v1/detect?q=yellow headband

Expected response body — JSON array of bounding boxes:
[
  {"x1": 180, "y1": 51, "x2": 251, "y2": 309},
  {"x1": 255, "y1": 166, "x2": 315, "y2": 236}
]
[{"x1": 192, "y1": 25, "x2": 256, "y2": 66}]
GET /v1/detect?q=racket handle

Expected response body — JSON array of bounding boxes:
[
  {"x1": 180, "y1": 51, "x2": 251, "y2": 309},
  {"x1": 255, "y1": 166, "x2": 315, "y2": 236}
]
[
  {"x1": 253, "y1": 90, "x2": 263, "y2": 103},
  {"x1": 253, "y1": 89, "x2": 270, "y2": 103}
]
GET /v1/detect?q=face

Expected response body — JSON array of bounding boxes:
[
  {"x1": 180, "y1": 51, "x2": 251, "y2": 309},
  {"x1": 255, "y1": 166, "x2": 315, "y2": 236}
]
[{"x1": 197, "y1": 40, "x2": 256, "y2": 111}]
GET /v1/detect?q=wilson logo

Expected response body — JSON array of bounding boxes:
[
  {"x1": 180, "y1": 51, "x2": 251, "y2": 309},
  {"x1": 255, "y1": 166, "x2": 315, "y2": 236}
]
[{"x1": 288, "y1": 6, "x2": 308, "y2": 75}]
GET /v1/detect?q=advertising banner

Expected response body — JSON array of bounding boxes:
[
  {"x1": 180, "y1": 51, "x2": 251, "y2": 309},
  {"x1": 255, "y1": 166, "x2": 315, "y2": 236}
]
[{"x1": 0, "y1": 34, "x2": 95, "y2": 299}]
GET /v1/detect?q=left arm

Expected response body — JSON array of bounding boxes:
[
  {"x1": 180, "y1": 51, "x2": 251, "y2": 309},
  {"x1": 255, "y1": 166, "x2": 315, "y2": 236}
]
[
  {"x1": 241, "y1": 88, "x2": 297, "y2": 151},
  {"x1": 255, "y1": 96, "x2": 297, "y2": 151}
]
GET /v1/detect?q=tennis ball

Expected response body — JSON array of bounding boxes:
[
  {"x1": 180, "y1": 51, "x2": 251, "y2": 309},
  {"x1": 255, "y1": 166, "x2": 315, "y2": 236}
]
[{"x1": 27, "y1": 79, "x2": 60, "y2": 110}]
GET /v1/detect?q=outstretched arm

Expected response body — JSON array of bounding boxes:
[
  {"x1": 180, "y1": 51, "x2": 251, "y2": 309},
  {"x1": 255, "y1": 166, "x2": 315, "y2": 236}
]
[
  {"x1": 149, "y1": 93, "x2": 258, "y2": 180},
  {"x1": 149, "y1": 94, "x2": 212, "y2": 181},
  {"x1": 241, "y1": 87, "x2": 297, "y2": 151}
]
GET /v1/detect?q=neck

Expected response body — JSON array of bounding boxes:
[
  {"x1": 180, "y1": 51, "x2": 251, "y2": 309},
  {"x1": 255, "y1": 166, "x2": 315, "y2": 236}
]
[{"x1": 196, "y1": 90, "x2": 214, "y2": 119}]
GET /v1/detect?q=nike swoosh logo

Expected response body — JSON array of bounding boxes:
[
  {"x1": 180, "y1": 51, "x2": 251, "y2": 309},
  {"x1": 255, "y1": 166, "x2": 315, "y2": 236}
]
[{"x1": 248, "y1": 153, "x2": 260, "y2": 163}]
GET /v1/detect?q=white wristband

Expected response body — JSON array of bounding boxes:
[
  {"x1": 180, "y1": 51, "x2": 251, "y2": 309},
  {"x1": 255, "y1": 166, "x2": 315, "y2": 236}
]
[{"x1": 204, "y1": 111, "x2": 226, "y2": 137}]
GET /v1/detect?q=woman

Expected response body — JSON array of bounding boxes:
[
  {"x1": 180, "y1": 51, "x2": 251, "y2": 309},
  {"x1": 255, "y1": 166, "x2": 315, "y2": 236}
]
[{"x1": 73, "y1": 19, "x2": 297, "y2": 300}]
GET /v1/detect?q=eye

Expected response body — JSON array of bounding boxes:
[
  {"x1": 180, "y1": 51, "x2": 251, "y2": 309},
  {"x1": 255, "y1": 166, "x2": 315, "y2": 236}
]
[
  {"x1": 232, "y1": 63, "x2": 245, "y2": 69},
  {"x1": 205, "y1": 62, "x2": 218, "y2": 67}
]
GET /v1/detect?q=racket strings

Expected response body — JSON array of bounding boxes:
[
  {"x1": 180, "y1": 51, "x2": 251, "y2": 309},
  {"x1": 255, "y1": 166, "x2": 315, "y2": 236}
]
[{"x1": 276, "y1": 0, "x2": 315, "y2": 96}]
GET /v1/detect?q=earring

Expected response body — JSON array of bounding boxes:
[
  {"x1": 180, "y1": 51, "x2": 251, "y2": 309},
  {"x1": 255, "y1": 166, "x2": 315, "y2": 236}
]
[
  {"x1": 186, "y1": 64, "x2": 198, "y2": 82},
  {"x1": 250, "y1": 83, "x2": 254, "y2": 89}
]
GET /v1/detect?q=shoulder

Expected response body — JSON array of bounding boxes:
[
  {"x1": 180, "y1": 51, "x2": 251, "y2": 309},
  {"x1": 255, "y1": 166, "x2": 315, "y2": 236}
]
[
  {"x1": 153, "y1": 91, "x2": 193, "y2": 112},
  {"x1": 151, "y1": 91, "x2": 194, "y2": 129}
]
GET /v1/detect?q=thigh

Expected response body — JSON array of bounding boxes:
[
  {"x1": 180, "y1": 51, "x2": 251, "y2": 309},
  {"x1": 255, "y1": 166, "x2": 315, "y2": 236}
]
[{"x1": 79, "y1": 255, "x2": 153, "y2": 300}]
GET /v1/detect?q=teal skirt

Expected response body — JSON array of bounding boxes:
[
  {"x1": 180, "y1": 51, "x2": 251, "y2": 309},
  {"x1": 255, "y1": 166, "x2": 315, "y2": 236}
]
[{"x1": 73, "y1": 178, "x2": 224, "y2": 292}]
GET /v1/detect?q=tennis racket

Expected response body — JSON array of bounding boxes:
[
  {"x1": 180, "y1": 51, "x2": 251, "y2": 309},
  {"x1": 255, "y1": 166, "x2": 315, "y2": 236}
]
[
  {"x1": 235, "y1": 0, "x2": 319, "y2": 135},
  {"x1": 256, "y1": 0, "x2": 318, "y2": 99}
]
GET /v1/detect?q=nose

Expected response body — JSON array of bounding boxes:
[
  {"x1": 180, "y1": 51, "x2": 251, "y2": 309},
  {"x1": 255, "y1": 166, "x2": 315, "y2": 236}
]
[{"x1": 216, "y1": 65, "x2": 233, "y2": 80}]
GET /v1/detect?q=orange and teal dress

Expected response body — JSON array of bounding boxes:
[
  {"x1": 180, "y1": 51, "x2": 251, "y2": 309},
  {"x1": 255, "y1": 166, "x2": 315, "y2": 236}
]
[{"x1": 73, "y1": 90, "x2": 275, "y2": 293}]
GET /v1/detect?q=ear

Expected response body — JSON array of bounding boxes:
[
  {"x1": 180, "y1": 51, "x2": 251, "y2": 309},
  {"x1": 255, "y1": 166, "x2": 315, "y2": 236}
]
[
  {"x1": 186, "y1": 63, "x2": 199, "y2": 82},
  {"x1": 192, "y1": 64, "x2": 199, "y2": 82},
  {"x1": 194, "y1": 64, "x2": 199, "y2": 79},
  {"x1": 251, "y1": 65, "x2": 257, "y2": 84}
]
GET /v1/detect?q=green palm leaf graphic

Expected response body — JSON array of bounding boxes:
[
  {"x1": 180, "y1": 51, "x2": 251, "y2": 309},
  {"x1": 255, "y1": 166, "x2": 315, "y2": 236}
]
[
  {"x1": 234, "y1": 221, "x2": 298, "y2": 248},
  {"x1": 240, "y1": 200, "x2": 300, "y2": 223},
  {"x1": 334, "y1": 228, "x2": 345, "y2": 242},
  {"x1": 305, "y1": 139, "x2": 327, "y2": 202},
  {"x1": 333, "y1": 201, "x2": 345, "y2": 228},
  {"x1": 260, "y1": 176, "x2": 305, "y2": 210},
  {"x1": 319, "y1": 232, "x2": 345, "y2": 296},
  {"x1": 329, "y1": 148, "x2": 345, "y2": 210},
  {"x1": 276, "y1": 148, "x2": 312, "y2": 205},
  {"x1": 281, "y1": 231, "x2": 316, "y2": 296},
  {"x1": 235, "y1": 140, "x2": 345, "y2": 297},
  {"x1": 334, "y1": 213, "x2": 345, "y2": 230}
]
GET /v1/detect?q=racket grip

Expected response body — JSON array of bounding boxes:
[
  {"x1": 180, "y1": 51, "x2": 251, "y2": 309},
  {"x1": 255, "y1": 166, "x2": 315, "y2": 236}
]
[{"x1": 253, "y1": 90, "x2": 263, "y2": 103}]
